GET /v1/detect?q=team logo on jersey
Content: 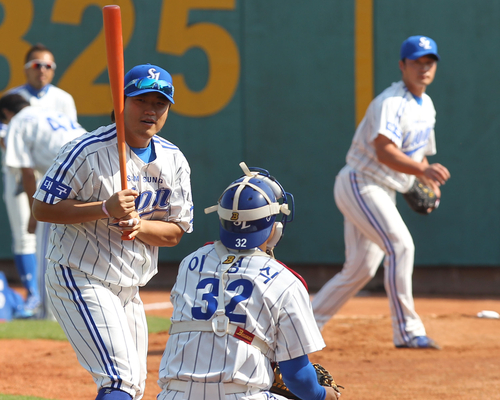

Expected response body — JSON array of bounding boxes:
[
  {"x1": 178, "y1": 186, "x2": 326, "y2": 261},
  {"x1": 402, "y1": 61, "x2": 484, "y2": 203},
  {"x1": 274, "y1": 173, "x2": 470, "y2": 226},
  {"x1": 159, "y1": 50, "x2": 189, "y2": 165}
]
[
  {"x1": 223, "y1": 255, "x2": 236, "y2": 264},
  {"x1": 402, "y1": 126, "x2": 432, "y2": 156},
  {"x1": 419, "y1": 37, "x2": 432, "y2": 50},
  {"x1": 133, "y1": 187, "x2": 172, "y2": 215},
  {"x1": 230, "y1": 212, "x2": 239, "y2": 220}
]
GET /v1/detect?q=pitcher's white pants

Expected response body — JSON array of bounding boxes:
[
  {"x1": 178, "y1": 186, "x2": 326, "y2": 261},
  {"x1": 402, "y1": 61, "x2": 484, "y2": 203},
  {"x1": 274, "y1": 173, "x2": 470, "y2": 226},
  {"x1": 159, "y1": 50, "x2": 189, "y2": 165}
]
[{"x1": 312, "y1": 165, "x2": 426, "y2": 346}]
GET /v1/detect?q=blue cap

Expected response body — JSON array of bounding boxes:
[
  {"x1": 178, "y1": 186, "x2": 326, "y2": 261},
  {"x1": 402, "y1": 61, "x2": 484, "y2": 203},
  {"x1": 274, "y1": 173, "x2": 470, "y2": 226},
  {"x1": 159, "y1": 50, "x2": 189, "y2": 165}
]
[
  {"x1": 124, "y1": 64, "x2": 175, "y2": 104},
  {"x1": 400, "y1": 36, "x2": 440, "y2": 61}
]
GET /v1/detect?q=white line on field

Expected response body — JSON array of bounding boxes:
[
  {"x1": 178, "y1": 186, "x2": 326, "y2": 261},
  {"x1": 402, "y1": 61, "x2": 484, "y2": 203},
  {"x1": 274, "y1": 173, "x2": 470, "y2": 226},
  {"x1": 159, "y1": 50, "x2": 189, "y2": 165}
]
[{"x1": 144, "y1": 302, "x2": 173, "y2": 311}]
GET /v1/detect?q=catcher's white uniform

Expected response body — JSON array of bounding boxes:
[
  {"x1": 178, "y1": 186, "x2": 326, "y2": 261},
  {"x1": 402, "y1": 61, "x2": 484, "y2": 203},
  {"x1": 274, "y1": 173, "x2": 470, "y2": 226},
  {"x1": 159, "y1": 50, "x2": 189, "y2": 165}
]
[
  {"x1": 34, "y1": 123, "x2": 193, "y2": 400},
  {"x1": 4, "y1": 106, "x2": 86, "y2": 318},
  {"x1": 313, "y1": 80, "x2": 437, "y2": 347},
  {"x1": 158, "y1": 242, "x2": 325, "y2": 400}
]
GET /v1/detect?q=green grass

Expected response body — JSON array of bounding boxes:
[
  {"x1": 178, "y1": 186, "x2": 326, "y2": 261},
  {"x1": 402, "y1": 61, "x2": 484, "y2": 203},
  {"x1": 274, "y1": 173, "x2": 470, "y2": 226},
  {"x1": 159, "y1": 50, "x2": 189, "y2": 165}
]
[
  {"x1": 0, "y1": 395, "x2": 57, "y2": 400},
  {"x1": 0, "y1": 319, "x2": 66, "y2": 340},
  {"x1": 0, "y1": 315, "x2": 170, "y2": 340},
  {"x1": 147, "y1": 315, "x2": 171, "y2": 333}
]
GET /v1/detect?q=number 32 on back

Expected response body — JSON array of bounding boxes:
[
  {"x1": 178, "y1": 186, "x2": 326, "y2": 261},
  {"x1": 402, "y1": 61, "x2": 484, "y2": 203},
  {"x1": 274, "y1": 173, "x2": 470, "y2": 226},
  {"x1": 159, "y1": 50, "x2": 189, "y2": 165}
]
[{"x1": 0, "y1": 0, "x2": 240, "y2": 118}]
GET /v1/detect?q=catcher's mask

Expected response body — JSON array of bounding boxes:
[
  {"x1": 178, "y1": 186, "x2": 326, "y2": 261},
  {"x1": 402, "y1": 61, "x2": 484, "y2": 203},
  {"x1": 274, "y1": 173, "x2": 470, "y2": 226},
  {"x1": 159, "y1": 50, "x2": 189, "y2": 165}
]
[{"x1": 205, "y1": 162, "x2": 294, "y2": 250}]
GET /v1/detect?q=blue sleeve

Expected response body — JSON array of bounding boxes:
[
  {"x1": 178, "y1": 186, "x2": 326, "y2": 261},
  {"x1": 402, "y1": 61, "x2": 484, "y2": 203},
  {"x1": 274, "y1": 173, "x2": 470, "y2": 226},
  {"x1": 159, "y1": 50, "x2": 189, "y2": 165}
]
[{"x1": 279, "y1": 355, "x2": 326, "y2": 400}]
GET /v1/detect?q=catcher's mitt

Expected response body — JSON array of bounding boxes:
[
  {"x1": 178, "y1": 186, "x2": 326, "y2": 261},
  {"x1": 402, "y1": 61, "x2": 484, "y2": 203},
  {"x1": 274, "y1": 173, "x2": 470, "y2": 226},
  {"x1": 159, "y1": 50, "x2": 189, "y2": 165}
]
[
  {"x1": 402, "y1": 180, "x2": 440, "y2": 215},
  {"x1": 271, "y1": 363, "x2": 343, "y2": 399}
]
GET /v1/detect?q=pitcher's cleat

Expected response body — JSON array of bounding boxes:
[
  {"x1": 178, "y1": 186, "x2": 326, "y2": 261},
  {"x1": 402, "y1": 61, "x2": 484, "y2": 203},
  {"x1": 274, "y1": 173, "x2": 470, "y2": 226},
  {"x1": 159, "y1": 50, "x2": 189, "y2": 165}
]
[{"x1": 396, "y1": 336, "x2": 441, "y2": 350}]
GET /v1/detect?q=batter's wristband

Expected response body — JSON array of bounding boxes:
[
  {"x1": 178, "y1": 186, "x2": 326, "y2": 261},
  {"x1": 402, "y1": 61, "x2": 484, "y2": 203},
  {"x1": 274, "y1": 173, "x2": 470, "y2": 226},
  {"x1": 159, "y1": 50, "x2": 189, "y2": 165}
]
[{"x1": 102, "y1": 200, "x2": 111, "y2": 218}]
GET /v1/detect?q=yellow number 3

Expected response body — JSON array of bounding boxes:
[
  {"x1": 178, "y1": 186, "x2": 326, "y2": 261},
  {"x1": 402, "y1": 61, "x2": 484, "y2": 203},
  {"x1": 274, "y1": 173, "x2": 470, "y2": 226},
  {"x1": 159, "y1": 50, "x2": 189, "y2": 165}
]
[{"x1": 0, "y1": 0, "x2": 34, "y2": 91}]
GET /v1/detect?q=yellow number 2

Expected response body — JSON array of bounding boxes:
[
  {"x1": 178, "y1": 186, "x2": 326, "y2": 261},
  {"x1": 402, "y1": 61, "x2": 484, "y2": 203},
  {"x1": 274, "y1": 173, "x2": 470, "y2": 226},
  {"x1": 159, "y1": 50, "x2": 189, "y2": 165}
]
[{"x1": 51, "y1": 0, "x2": 134, "y2": 115}]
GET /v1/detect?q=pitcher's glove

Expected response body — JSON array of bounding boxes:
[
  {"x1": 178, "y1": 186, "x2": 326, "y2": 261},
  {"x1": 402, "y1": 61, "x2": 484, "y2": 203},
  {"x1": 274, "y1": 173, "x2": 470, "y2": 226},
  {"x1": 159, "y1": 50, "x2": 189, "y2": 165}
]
[
  {"x1": 403, "y1": 180, "x2": 440, "y2": 215},
  {"x1": 270, "y1": 363, "x2": 343, "y2": 399}
]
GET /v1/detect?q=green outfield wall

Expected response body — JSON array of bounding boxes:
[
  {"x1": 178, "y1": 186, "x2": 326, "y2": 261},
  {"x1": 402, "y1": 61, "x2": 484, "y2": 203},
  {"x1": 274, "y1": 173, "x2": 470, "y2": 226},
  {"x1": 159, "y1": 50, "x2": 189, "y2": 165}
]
[{"x1": 0, "y1": 0, "x2": 498, "y2": 266}]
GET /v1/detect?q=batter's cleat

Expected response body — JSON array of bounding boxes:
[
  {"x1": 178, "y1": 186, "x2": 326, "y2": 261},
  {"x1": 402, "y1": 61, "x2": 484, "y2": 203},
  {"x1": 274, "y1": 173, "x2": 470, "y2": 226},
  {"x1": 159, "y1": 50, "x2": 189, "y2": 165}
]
[
  {"x1": 396, "y1": 336, "x2": 441, "y2": 350},
  {"x1": 14, "y1": 295, "x2": 41, "y2": 319}
]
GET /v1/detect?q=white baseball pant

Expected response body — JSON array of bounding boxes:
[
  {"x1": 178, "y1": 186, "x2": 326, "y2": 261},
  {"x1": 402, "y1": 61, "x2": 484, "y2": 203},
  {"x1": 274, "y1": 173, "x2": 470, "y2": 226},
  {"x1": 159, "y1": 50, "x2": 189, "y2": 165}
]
[
  {"x1": 46, "y1": 263, "x2": 148, "y2": 400},
  {"x1": 312, "y1": 165, "x2": 426, "y2": 346}
]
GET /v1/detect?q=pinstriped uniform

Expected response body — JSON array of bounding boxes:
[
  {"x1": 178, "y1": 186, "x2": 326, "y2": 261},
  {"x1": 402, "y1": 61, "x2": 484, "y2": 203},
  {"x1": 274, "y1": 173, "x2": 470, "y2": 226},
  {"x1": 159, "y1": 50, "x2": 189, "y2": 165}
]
[
  {"x1": 158, "y1": 242, "x2": 324, "y2": 400},
  {"x1": 1, "y1": 84, "x2": 77, "y2": 256},
  {"x1": 345, "y1": 81, "x2": 436, "y2": 193},
  {"x1": 4, "y1": 106, "x2": 84, "y2": 174},
  {"x1": 6, "y1": 84, "x2": 77, "y2": 122},
  {"x1": 34, "y1": 123, "x2": 193, "y2": 399},
  {"x1": 312, "y1": 81, "x2": 437, "y2": 347},
  {"x1": 4, "y1": 106, "x2": 86, "y2": 318}
]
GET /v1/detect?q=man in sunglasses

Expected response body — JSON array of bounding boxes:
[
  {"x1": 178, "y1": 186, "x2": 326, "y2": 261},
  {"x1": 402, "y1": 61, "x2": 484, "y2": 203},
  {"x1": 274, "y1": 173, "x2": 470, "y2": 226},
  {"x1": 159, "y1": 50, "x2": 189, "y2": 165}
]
[
  {"x1": 0, "y1": 43, "x2": 78, "y2": 319},
  {"x1": 6, "y1": 42, "x2": 77, "y2": 125},
  {"x1": 32, "y1": 64, "x2": 193, "y2": 400}
]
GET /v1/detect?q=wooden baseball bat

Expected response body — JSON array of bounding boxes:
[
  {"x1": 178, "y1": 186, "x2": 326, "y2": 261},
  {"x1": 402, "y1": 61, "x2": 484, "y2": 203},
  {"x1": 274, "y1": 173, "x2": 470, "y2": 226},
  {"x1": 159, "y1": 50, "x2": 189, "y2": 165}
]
[
  {"x1": 103, "y1": 5, "x2": 127, "y2": 190},
  {"x1": 103, "y1": 5, "x2": 133, "y2": 240}
]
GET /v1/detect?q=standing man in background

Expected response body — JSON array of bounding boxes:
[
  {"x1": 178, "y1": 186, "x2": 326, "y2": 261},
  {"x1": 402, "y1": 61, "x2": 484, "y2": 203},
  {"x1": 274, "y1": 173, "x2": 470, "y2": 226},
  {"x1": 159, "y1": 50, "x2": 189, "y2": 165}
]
[
  {"x1": 0, "y1": 93, "x2": 86, "y2": 319},
  {"x1": 32, "y1": 64, "x2": 193, "y2": 400},
  {"x1": 0, "y1": 43, "x2": 78, "y2": 317},
  {"x1": 312, "y1": 36, "x2": 450, "y2": 349}
]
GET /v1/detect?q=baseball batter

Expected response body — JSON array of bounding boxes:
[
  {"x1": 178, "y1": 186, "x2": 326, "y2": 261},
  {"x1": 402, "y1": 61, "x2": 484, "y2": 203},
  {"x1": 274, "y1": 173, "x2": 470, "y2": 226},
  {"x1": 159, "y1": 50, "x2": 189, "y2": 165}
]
[
  {"x1": 0, "y1": 93, "x2": 86, "y2": 319},
  {"x1": 32, "y1": 64, "x2": 193, "y2": 400},
  {"x1": 0, "y1": 43, "x2": 77, "y2": 317},
  {"x1": 312, "y1": 36, "x2": 450, "y2": 349},
  {"x1": 158, "y1": 163, "x2": 340, "y2": 400}
]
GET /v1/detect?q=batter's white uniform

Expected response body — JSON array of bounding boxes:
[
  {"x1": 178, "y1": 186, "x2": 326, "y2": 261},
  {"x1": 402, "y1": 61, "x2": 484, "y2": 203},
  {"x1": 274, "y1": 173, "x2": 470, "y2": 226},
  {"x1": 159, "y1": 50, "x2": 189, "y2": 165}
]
[
  {"x1": 158, "y1": 242, "x2": 325, "y2": 400},
  {"x1": 4, "y1": 106, "x2": 86, "y2": 318},
  {"x1": 34, "y1": 123, "x2": 194, "y2": 400},
  {"x1": 312, "y1": 80, "x2": 437, "y2": 347},
  {"x1": 1, "y1": 84, "x2": 77, "y2": 263}
]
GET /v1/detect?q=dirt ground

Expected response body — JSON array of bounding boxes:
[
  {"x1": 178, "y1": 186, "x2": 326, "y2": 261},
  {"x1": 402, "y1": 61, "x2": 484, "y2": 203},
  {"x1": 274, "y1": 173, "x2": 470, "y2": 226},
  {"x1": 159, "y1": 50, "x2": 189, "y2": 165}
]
[{"x1": 1, "y1": 290, "x2": 500, "y2": 400}]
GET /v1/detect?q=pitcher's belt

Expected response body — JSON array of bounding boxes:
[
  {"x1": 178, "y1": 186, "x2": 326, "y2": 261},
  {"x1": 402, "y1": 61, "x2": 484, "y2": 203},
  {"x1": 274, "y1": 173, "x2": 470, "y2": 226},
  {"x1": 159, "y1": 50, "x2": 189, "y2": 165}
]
[
  {"x1": 169, "y1": 321, "x2": 270, "y2": 355},
  {"x1": 167, "y1": 379, "x2": 248, "y2": 394}
]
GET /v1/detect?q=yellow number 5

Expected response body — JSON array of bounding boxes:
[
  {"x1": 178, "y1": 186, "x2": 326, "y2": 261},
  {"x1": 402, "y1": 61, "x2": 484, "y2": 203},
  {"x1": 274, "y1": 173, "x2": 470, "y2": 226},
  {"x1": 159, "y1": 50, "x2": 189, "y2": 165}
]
[{"x1": 157, "y1": 0, "x2": 240, "y2": 117}]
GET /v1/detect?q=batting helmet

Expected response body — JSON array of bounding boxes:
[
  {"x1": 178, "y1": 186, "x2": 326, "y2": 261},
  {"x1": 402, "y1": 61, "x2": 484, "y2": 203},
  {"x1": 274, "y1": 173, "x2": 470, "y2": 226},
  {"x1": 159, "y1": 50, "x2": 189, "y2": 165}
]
[{"x1": 205, "y1": 163, "x2": 294, "y2": 250}]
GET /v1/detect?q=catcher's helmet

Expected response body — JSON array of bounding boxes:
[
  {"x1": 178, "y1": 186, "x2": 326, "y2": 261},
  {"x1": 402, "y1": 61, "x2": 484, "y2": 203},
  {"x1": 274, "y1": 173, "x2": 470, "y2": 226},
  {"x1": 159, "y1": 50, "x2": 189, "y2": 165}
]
[{"x1": 205, "y1": 163, "x2": 294, "y2": 250}]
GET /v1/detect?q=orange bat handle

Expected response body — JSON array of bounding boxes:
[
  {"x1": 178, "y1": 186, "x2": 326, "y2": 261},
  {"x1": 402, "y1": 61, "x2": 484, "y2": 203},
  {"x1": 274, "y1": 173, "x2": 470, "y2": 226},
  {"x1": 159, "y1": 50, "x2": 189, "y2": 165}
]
[{"x1": 103, "y1": 5, "x2": 127, "y2": 190}]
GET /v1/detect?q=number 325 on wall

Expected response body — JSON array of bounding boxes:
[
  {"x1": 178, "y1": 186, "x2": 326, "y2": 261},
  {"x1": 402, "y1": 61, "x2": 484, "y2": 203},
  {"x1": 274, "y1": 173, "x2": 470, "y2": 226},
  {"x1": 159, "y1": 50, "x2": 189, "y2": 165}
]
[{"x1": 0, "y1": 0, "x2": 240, "y2": 118}]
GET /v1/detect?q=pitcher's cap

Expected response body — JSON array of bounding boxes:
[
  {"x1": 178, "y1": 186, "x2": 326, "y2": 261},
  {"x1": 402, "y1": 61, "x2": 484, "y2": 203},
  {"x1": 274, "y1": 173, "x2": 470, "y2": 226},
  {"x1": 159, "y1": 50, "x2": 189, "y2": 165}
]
[{"x1": 400, "y1": 36, "x2": 440, "y2": 61}]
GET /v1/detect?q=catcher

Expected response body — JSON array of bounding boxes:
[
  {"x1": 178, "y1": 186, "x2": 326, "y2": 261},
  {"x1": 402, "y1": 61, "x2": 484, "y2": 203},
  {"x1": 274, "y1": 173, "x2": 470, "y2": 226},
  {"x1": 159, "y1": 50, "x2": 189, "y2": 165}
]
[{"x1": 158, "y1": 163, "x2": 341, "y2": 400}]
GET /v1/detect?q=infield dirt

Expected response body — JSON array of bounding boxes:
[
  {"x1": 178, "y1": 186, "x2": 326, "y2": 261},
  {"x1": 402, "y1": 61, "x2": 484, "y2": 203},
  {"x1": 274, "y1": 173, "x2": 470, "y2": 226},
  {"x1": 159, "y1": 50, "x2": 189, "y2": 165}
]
[{"x1": 1, "y1": 291, "x2": 499, "y2": 400}]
